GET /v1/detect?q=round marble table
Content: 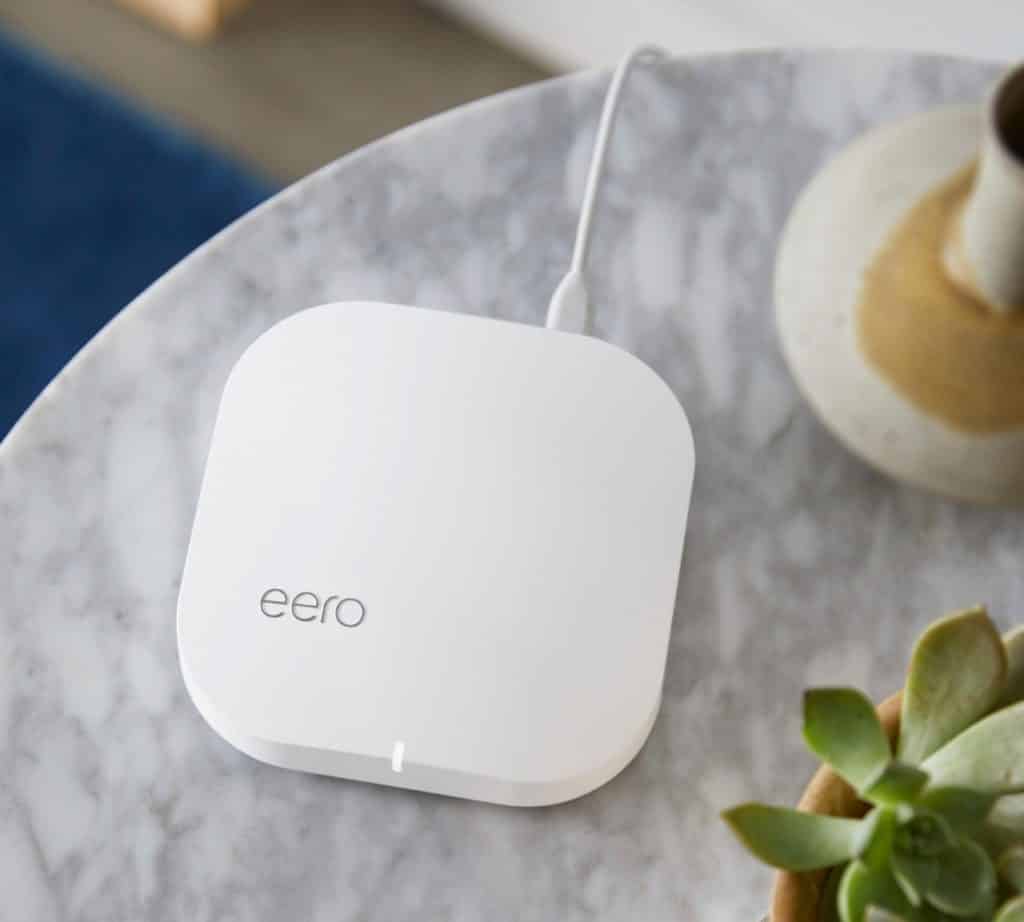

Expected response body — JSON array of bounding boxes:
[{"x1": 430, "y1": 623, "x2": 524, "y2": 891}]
[{"x1": 3, "y1": 50, "x2": 1017, "y2": 921}]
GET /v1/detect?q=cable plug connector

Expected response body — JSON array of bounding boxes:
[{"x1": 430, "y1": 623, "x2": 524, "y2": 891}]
[{"x1": 545, "y1": 268, "x2": 589, "y2": 335}]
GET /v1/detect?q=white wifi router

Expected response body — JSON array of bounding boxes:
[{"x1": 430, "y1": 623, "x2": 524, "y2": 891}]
[{"x1": 177, "y1": 300, "x2": 694, "y2": 806}]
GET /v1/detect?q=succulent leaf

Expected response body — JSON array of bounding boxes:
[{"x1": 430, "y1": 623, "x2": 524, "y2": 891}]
[
  {"x1": 995, "y1": 895, "x2": 1024, "y2": 922},
  {"x1": 915, "y1": 787, "x2": 997, "y2": 835},
  {"x1": 804, "y1": 688, "x2": 892, "y2": 791},
  {"x1": 861, "y1": 808, "x2": 899, "y2": 871},
  {"x1": 890, "y1": 850, "x2": 938, "y2": 907},
  {"x1": 1001, "y1": 628, "x2": 1024, "y2": 709},
  {"x1": 839, "y1": 861, "x2": 914, "y2": 922},
  {"x1": 923, "y1": 839, "x2": 997, "y2": 918},
  {"x1": 999, "y1": 845, "x2": 1024, "y2": 893},
  {"x1": 864, "y1": 909, "x2": 912, "y2": 922},
  {"x1": 899, "y1": 607, "x2": 1007, "y2": 765},
  {"x1": 721, "y1": 610, "x2": 1024, "y2": 922},
  {"x1": 922, "y1": 702, "x2": 1024, "y2": 795},
  {"x1": 721, "y1": 804, "x2": 866, "y2": 871},
  {"x1": 865, "y1": 762, "x2": 930, "y2": 807}
]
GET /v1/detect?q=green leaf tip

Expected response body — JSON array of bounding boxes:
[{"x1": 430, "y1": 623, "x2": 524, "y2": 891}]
[
  {"x1": 1002, "y1": 627, "x2": 1024, "y2": 709},
  {"x1": 804, "y1": 688, "x2": 891, "y2": 792},
  {"x1": 863, "y1": 762, "x2": 929, "y2": 807},
  {"x1": 899, "y1": 606, "x2": 1007, "y2": 766},
  {"x1": 923, "y1": 700, "x2": 1024, "y2": 794},
  {"x1": 722, "y1": 803, "x2": 865, "y2": 872}
]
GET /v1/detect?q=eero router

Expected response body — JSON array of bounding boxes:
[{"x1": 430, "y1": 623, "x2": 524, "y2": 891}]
[
  {"x1": 177, "y1": 47, "x2": 695, "y2": 807},
  {"x1": 178, "y1": 300, "x2": 693, "y2": 806}
]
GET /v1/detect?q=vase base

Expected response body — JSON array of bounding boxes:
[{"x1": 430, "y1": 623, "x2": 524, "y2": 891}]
[{"x1": 776, "y1": 105, "x2": 1024, "y2": 505}]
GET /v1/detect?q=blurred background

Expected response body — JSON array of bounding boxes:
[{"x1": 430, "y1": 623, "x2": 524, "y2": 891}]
[
  {"x1": 1, "y1": 0, "x2": 549, "y2": 183},
  {"x1": 0, "y1": 0, "x2": 1014, "y2": 438}
]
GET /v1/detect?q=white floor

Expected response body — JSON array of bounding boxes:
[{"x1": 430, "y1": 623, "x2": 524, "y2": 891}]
[{"x1": 431, "y1": 0, "x2": 1018, "y2": 69}]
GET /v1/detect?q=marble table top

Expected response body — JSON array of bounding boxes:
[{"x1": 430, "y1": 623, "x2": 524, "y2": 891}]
[{"x1": 2, "y1": 50, "x2": 1016, "y2": 922}]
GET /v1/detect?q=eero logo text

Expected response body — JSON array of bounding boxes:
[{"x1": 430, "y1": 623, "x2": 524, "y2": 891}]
[{"x1": 260, "y1": 588, "x2": 366, "y2": 627}]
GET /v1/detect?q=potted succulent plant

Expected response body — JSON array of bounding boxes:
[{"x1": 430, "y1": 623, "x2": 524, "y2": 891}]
[{"x1": 723, "y1": 607, "x2": 1024, "y2": 922}]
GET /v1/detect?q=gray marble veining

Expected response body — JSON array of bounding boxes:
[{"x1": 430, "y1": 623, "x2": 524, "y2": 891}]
[{"x1": 1, "y1": 51, "x2": 1015, "y2": 921}]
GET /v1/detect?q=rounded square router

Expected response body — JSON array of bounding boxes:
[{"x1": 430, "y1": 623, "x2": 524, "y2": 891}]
[{"x1": 178, "y1": 302, "x2": 694, "y2": 806}]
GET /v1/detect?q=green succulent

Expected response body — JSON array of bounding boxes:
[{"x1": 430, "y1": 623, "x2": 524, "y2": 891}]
[{"x1": 723, "y1": 607, "x2": 1024, "y2": 922}]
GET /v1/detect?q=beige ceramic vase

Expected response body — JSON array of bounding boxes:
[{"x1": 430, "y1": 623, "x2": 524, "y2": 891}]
[{"x1": 776, "y1": 64, "x2": 1024, "y2": 504}]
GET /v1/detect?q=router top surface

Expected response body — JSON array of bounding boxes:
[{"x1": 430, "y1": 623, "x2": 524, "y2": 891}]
[{"x1": 178, "y1": 301, "x2": 694, "y2": 806}]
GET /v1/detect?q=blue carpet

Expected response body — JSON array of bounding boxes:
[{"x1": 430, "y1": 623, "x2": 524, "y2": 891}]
[{"x1": 0, "y1": 31, "x2": 276, "y2": 438}]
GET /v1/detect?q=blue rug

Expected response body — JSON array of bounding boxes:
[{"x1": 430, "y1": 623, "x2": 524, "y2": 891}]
[{"x1": 0, "y1": 31, "x2": 276, "y2": 438}]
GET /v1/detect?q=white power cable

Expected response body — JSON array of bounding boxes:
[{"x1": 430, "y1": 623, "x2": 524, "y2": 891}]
[{"x1": 545, "y1": 45, "x2": 668, "y2": 335}]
